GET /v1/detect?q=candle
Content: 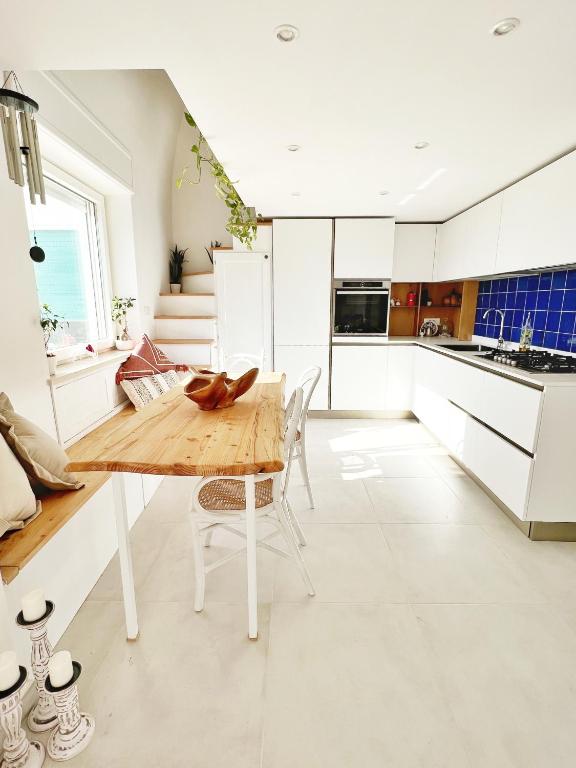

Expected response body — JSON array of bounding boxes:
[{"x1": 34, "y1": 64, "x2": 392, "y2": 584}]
[
  {"x1": 48, "y1": 651, "x2": 73, "y2": 688},
  {"x1": 0, "y1": 651, "x2": 20, "y2": 691},
  {"x1": 21, "y1": 588, "x2": 46, "y2": 622}
]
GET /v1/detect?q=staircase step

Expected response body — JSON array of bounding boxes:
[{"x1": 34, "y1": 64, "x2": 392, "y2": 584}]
[
  {"x1": 159, "y1": 292, "x2": 214, "y2": 297},
  {"x1": 182, "y1": 270, "x2": 214, "y2": 277},
  {"x1": 154, "y1": 315, "x2": 216, "y2": 320},
  {"x1": 154, "y1": 338, "x2": 214, "y2": 344}
]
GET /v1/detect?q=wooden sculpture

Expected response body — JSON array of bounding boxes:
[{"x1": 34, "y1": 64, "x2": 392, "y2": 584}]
[{"x1": 184, "y1": 368, "x2": 259, "y2": 410}]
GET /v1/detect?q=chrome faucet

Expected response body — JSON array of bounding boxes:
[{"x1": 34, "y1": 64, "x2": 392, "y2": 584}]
[{"x1": 483, "y1": 308, "x2": 506, "y2": 350}]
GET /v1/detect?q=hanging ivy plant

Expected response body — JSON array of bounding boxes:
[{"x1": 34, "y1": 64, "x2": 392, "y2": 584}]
[{"x1": 177, "y1": 113, "x2": 257, "y2": 249}]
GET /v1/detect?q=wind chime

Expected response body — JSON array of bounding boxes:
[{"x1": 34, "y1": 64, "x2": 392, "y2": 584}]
[{"x1": 0, "y1": 71, "x2": 45, "y2": 205}]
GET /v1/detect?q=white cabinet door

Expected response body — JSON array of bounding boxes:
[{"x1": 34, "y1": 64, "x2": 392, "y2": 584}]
[
  {"x1": 385, "y1": 346, "x2": 414, "y2": 410},
  {"x1": 274, "y1": 346, "x2": 329, "y2": 409},
  {"x1": 435, "y1": 194, "x2": 502, "y2": 281},
  {"x1": 53, "y1": 371, "x2": 110, "y2": 443},
  {"x1": 331, "y1": 346, "x2": 388, "y2": 410},
  {"x1": 334, "y1": 218, "x2": 395, "y2": 278},
  {"x1": 392, "y1": 224, "x2": 437, "y2": 282},
  {"x1": 214, "y1": 250, "x2": 272, "y2": 370},
  {"x1": 496, "y1": 150, "x2": 576, "y2": 272},
  {"x1": 273, "y1": 219, "x2": 332, "y2": 345}
]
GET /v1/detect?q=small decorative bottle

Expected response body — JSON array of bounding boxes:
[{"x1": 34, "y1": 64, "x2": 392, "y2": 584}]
[{"x1": 519, "y1": 313, "x2": 533, "y2": 351}]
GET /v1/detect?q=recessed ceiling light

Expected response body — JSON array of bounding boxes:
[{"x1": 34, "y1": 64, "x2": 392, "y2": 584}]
[
  {"x1": 413, "y1": 141, "x2": 430, "y2": 150},
  {"x1": 398, "y1": 193, "x2": 416, "y2": 206},
  {"x1": 275, "y1": 24, "x2": 299, "y2": 42},
  {"x1": 287, "y1": 144, "x2": 301, "y2": 152},
  {"x1": 491, "y1": 17, "x2": 520, "y2": 36},
  {"x1": 378, "y1": 190, "x2": 389, "y2": 196},
  {"x1": 291, "y1": 192, "x2": 301, "y2": 197}
]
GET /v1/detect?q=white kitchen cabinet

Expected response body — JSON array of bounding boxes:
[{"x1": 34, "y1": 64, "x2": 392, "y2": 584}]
[
  {"x1": 273, "y1": 219, "x2": 332, "y2": 345},
  {"x1": 52, "y1": 370, "x2": 110, "y2": 443},
  {"x1": 274, "y1": 345, "x2": 330, "y2": 409},
  {"x1": 496, "y1": 150, "x2": 576, "y2": 272},
  {"x1": 214, "y1": 250, "x2": 273, "y2": 370},
  {"x1": 331, "y1": 345, "x2": 388, "y2": 410},
  {"x1": 392, "y1": 224, "x2": 437, "y2": 282},
  {"x1": 385, "y1": 346, "x2": 414, "y2": 410},
  {"x1": 435, "y1": 193, "x2": 503, "y2": 281},
  {"x1": 334, "y1": 218, "x2": 395, "y2": 278}
]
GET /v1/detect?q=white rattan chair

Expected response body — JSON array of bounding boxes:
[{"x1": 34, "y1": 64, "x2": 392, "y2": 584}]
[
  {"x1": 292, "y1": 366, "x2": 321, "y2": 509},
  {"x1": 188, "y1": 387, "x2": 315, "y2": 615},
  {"x1": 221, "y1": 352, "x2": 264, "y2": 377}
]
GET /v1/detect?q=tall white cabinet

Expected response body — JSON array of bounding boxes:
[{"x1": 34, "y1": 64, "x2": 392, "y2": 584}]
[
  {"x1": 272, "y1": 219, "x2": 332, "y2": 408},
  {"x1": 214, "y1": 250, "x2": 273, "y2": 370}
]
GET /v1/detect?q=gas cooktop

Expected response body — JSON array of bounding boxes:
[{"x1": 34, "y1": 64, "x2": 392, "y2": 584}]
[{"x1": 479, "y1": 349, "x2": 576, "y2": 373}]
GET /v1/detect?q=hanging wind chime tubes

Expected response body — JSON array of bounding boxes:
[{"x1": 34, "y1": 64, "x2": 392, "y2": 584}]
[{"x1": 0, "y1": 71, "x2": 45, "y2": 205}]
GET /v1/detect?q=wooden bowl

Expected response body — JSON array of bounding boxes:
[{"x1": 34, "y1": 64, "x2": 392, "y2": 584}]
[{"x1": 184, "y1": 368, "x2": 259, "y2": 410}]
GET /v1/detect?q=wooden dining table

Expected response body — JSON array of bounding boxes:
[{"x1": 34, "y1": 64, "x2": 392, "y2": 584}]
[{"x1": 66, "y1": 372, "x2": 285, "y2": 640}]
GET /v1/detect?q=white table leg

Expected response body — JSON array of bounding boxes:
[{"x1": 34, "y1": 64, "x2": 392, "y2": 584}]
[
  {"x1": 112, "y1": 473, "x2": 139, "y2": 640},
  {"x1": 245, "y1": 474, "x2": 258, "y2": 640}
]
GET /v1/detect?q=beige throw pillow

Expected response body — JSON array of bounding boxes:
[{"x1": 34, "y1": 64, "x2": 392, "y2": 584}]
[
  {"x1": 0, "y1": 435, "x2": 40, "y2": 537},
  {"x1": 0, "y1": 393, "x2": 83, "y2": 491}
]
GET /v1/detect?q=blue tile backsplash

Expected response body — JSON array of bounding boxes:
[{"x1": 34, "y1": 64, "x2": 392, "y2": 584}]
[{"x1": 474, "y1": 268, "x2": 576, "y2": 353}]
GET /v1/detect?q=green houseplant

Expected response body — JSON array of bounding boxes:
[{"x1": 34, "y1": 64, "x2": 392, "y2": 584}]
[
  {"x1": 177, "y1": 113, "x2": 258, "y2": 249},
  {"x1": 169, "y1": 245, "x2": 188, "y2": 294},
  {"x1": 40, "y1": 304, "x2": 68, "y2": 375},
  {"x1": 111, "y1": 296, "x2": 136, "y2": 350}
]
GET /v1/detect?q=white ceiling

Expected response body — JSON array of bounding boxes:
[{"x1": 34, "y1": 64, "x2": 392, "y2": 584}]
[{"x1": 2, "y1": 0, "x2": 576, "y2": 221}]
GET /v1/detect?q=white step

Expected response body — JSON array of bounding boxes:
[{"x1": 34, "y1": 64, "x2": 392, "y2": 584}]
[
  {"x1": 154, "y1": 339, "x2": 214, "y2": 367},
  {"x1": 181, "y1": 272, "x2": 214, "y2": 294},
  {"x1": 155, "y1": 316, "x2": 216, "y2": 340},
  {"x1": 157, "y1": 293, "x2": 216, "y2": 316}
]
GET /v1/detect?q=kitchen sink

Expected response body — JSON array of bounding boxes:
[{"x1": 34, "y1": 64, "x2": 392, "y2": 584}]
[{"x1": 438, "y1": 344, "x2": 493, "y2": 352}]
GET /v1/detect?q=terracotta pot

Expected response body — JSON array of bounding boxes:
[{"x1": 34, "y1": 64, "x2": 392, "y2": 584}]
[{"x1": 170, "y1": 284, "x2": 182, "y2": 294}]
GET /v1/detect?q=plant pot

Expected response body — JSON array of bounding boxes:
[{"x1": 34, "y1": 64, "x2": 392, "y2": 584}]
[
  {"x1": 115, "y1": 339, "x2": 135, "y2": 351},
  {"x1": 170, "y1": 284, "x2": 182, "y2": 294},
  {"x1": 47, "y1": 356, "x2": 57, "y2": 375}
]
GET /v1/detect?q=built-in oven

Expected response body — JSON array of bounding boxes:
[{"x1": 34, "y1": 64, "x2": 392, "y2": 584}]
[{"x1": 332, "y1": 279, "x2": 390, "y2": 336}]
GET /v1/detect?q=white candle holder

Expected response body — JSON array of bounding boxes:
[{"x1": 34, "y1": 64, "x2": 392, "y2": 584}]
[
  {"x1": 45, "y1": 662, "x2": 94, "y2": 762},
  {"x1": 0, "y1": 666, "x2": 45, "y2": 768},
  {"x1": 16, "y1": 601, "x2": 57, "y2": 732}
]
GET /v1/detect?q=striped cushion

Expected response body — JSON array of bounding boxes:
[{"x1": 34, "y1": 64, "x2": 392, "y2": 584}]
[{"x1": 120, "y1": 371, "x2": 181, "y2": 411}]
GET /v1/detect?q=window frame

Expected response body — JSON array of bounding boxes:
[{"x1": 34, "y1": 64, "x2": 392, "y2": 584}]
[{"x1": 30, "y1": 162, "x2": 115, "y2": 361}]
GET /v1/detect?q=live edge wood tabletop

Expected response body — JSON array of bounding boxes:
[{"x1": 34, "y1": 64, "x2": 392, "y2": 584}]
[
  {"x1": 65, "y1": 371, "x2": 285, "y2": 641},
  {"x1": 66, "y1": 372, "x2": 285, "y2": 477}
]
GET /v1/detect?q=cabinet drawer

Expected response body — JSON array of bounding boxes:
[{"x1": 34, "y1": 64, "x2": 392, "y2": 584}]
[
  {"x1": 53, "y1": 371, "x2": 110, "y2": 442},
  {"x1": 463, "y1": 419, "x2": 532, "y2": 519},
  {"x1": 477, "y1": 374, "x2": 542, "y2": 453}
]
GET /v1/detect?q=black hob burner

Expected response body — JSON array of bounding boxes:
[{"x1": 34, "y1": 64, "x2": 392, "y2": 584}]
[{"x1": 481, "y1": 349, "x2": 576, "y2": 373}]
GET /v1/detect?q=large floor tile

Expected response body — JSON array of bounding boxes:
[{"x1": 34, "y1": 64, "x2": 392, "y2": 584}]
[
  {"x1": 45, "y1": 602, "x2": 270, "y2": 768},
  {"x1": 273, "y1": 523, "x2": 407, "y2": 603},
  {"x1": 287, "y1": 475, "x2": 377, "y2": 523},
  {"x1": 414, "y1": 603, "x2": 576, "y2": 768},
  {"x1": 140, "y1": 475, "x2": 198, "y2": 524},
  {"x1": 262, "y1": 603, "x2": 471, "y2": 768},
  {"x1": 381, "y1": 524, "x2": 546, "y2": 604}
]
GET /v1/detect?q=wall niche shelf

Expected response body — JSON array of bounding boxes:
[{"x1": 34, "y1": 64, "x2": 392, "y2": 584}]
[{"x1": 389, "y1": 281, "x2": 479, "y2": 339}]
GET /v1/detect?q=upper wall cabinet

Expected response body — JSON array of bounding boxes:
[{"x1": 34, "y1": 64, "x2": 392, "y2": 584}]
[
  {"x1": 273, "y1": 219, "x2": 333, "y2": 346},
  {"x1": 334, "y1": 218, "x2": 395, "y2": 278},
  {"x1": 434, "y1": 194, "x2": 503, "y2": 282},
  {"x1": 496, "y1": 150, "x2": 576, "y2": 273},
  {"x1": 392, "y1": 224, "x2": 437, "y2": 282}
]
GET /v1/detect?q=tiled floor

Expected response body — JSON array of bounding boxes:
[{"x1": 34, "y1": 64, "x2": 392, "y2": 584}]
[{"x1": 42, "y1": 419, "x2": 576, "y2": 767}]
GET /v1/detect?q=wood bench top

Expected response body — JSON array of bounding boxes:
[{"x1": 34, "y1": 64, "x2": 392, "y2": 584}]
[{"x1": 0, "y1": 471, "x2": 110, "y2": 584}]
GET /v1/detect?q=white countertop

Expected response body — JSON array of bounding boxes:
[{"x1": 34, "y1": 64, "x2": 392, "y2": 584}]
[{"x1": 333, "y1": 336, "x2": 576, "y2": 388}]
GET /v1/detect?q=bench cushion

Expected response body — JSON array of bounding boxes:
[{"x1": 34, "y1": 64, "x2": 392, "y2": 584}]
[{"x1": 0, "y1": 435, "x2": 39, "y2": 537}]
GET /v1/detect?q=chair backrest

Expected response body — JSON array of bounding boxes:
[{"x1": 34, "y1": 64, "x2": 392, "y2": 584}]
[
  {"x1": 222, "y1": 352, "x2": 263, "y2": 377},
  {"x1": 296, "y1": 366, "x2": 321, "y2": 440},
  {"x1": 281, "y1": 387, "x2": 303, "y2": 495}
]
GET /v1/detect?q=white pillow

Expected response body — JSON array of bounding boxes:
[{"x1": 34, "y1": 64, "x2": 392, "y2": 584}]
[
  {"x1": 120, "y1": 371, "x2": 181, "y2": 411},
  {"x1": 0, "y1": 435, "x2": 40, "y2": 538}
]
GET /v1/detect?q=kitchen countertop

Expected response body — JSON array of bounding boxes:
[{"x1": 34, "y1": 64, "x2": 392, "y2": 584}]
[{"x1": 333, "y1": 335, "x2": 576, "y2": 388}]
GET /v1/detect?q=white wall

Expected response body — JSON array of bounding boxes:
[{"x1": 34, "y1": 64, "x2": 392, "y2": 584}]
[{"x1": 172, "y1": 116, "x2": 232, "y2": 272}]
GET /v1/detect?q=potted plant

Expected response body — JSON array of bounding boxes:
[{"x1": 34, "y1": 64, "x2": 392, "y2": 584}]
[
  {"x1": 169, "y1": 245, "x2": 187, "y2": 294},
  {"x1": 111, "y1": 296, "x2": 136, "y2": 351},
  {"x1": 40, "y1": 304, "x2": 68, "y2": 375}
]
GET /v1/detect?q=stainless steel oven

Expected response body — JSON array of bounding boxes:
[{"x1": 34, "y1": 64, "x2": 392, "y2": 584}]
[{"x1": 332, "y1": 279, "x2": 391, "y2": 336}]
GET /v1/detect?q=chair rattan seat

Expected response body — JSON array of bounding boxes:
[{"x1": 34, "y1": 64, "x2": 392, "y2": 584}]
[{"x1": 197, "y1": 478, "x2": 273, "y2": 511}]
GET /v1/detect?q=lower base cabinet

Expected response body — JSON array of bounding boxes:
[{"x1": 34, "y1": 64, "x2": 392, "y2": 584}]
[
  {"x1": 274, "y1": 345, "x2": 329, "y2": 409},
  {"x1": 331, "y1": 346, "x2": 389, "y2": 410}
]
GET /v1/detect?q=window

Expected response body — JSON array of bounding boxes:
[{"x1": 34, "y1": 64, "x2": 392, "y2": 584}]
[{"x1": 26, "y1": 174, "x2": 110, "y2": 351}]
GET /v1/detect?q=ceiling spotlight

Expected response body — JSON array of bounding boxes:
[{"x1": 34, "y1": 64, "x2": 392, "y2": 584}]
[
  {"x1": 491, "y1": 17, "x2": 520, "y2": 36},
  {"x1": 287, "y1": 144, "x2": 301, "y2": 152},
  {"x1": 291, "y1": 192, "x2": 301, "y2": 197},
  {"x1": 275, "y1": 24, "x2": 299, "y2": 42},
  {"x1": 413, "y1": 141, "x2": 430, "y2": 150},
  {"x1": 378, "y1": 190, "x2": 389, "y2": 196}
]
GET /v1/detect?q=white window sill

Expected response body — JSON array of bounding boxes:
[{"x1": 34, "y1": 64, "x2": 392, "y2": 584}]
[{"x1": 48, "y1": 349, "x2": 130, "y2": 385}]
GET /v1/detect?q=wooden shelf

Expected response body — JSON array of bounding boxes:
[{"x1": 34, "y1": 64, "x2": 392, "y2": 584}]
[
  {"x1": 153, "y1": 338, "x2": 214, "y2": 345},
  {"x1": 154, "y1": 315, "x2": 216, "y2": 320},
  {"x1": 159, "y1": 292, "x2": 214, "y2": 297},
  {"x1": 389, "y1": 280, "x2": 478, "y2": 340}
]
